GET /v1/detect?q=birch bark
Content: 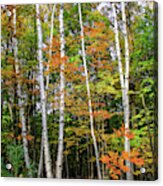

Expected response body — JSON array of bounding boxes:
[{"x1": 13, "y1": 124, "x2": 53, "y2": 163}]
[
  {"x1": 121, "y1": 2, "x2": 133, "y2": 180},
  {"x1": 56, "y1": 3, "x2": 65, "y2": 179},
  {"x1": 38, "y1": 5, "x2": 56, "y2": 177},
  {"x1": 13, "y1": 7, "x2": 31, "y2": 176},
  {"x1": 112, "y1": 2, "x2": 133, "y2": 180},
  {"x1": 78, "y1": 3, "x2": 102, "y2": 179},
  {"x1": 36, "y1": 4, "x2": 53, "y2": 178}
]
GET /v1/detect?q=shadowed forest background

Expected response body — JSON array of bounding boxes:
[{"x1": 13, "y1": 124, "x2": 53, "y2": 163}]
[{"x1": 1, "y1": 1, "x2": 158, "y2": 180}]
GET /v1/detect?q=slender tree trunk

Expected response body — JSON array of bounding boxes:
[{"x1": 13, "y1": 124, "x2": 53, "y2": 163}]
[
  {"x1": 121, "y1": 2, "x2": 133, "y2": 180},
  {"x1": 38, "y1": 5, "x2": 56, "y2": 177},
  {"x1": 36, "y1": 4, "x2": 53, "y2": 178},
  {"x1": 38, "y1": 134, "x2": 44, "y2": 177},
  {"x1": 13, "y1": 7, "x2": 31, "y2": 176},
  {"x1": 56, "y1": 3, "x2": 65, "y2": 179},
  {"x1": 112, "y1": 2, "x2": 133, "y2": 180},
  {"x1": 112, "y1": 3, "x2": 125, "y2": 95},
  {"x1": 46, "y1": 4, "x2": 56, "y2": 90},
  {"x1": 78, "y1": 3, "x2": 102, "y2": 179}
]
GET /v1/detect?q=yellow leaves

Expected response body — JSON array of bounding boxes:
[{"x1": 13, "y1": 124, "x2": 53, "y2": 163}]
[
  {"x1": 17, "y1": 123, "x2": 22, "y2": 128},
  {"x1": 17, "y1": 135, "x2": 22, "y2": 141},
  {"x1": 66, "y1": 140, "x2": 76, "y2": 148},
  {"x1": 101, "y1": 134, "x2": 110, "y2": 142},
  {"x1": 63, "y1": 150, "x2": 70, "y2": 155},
  {"x1": 89, "y1": 156, "x2": 96, "y2": 163},
  {"x1": 1, "y1": 69, "x2": 15, "y2": 78},
  {"x1": 6, "y1": 132, "x2": 14, "y2": 139}
]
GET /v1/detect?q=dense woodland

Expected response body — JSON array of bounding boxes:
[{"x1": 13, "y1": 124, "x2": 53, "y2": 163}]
[{"x1": 1, "y1": 1, "x2": 158, "y2": 180}]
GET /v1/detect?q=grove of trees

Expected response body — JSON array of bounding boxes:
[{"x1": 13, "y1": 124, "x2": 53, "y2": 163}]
[{"x1": 1, "y1": 1, "x2": 158, "y2": 180}]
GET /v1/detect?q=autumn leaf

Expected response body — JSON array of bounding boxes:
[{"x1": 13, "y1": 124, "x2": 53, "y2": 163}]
[
  {"x1": 17, "y1": 122, "x2": 22, "y2": 128},
  {"x1": 101, "y1": 155, "x2": 110, "y2": 164},
  {"x1": 26, "y1": 135, "x2": 34, "y2": 141},
  {"x1": 122, "y1": 151, "x2": 130, "y2": 160},
  {"x1": 125, "y1": 131, "x2": 135, "y2": 139},
  {"x1": 17, "y1": 135, "x2": 22, "y2": 141},
  {"x1": 121, "y1": 165, "x2": 130, "y2": 172}
]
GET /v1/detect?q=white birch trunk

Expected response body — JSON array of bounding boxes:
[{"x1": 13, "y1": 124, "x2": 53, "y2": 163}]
[
  {"x1": 112, "y1": 3, "x2": 125, "y2": 96},
  {"x1": 112, "y1": 2, "x2": 133, "y2": 180},
  {"x1": 78, "y1": 3, "x2": 102, "y2": 179},
  {"x1": 46, "y1": 4, "x2": 56, "y2": 90},
  {"x1": 36, "y1": 4, "x2": 53, "y2": 178},
  {"x1": 13, "y1": 7, "x2": 31, "y2": 176},
  {"x1": 56, "y1": 3, "x2": 65, "y2": 179},
  {"x1": 121, "y1": 2, "x2": 133, "y2": 180}
]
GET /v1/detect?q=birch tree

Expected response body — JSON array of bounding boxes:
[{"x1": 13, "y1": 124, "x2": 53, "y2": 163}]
[
  {"x1": 112, "y1": 2, "x2": 133, "y2": 180},
  {"x1": 56, "y1": 3, "x2": 65, "y2": 179},
  {"x1": 38, "y1": 5, "x2": 56, "y2": 177},
  {"x1": 36, "y1": 4, "x2": 53, "y2": 178},
  {"x1": 78, "y1": 3, "x2": 102, "y2": 179},
  {"x1": 12, "y1": 7, "x2": 31, "y2": 177},
  {"x1": 121, "y1": 2, "x2": 133, "y2": 180}
]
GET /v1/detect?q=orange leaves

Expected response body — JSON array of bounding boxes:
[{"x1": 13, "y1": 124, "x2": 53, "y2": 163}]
[
  {"x1": 92, "y1": 110, "x2": 111, "y2": 119},
  {"x1": 79, "y1": 35, "x2": 84, "y2": 39},
  {"x1": 125, "y1": 131, "x2": 135, "y2": 139},
  {"x1": 47, "y1": 53, "x2": 69, "y2": 71},
  {"x1": 113, "y1": 124, "x2": 135, "y2": 140},
  {"x1": 121, "y1": 165, "x2": 130, "y2": 173},
  {"x1": 17, "y1": 135, "x2": 22, "y2": 141},
  {"x1": 122, "y1": 151, "x2": 130, "y2": 160},
  {"x1": 94, "y1": 22, "x2": 106, "y2": 28},
  {"x1": 113, "y1": 125, "x2": 125, "y2": 138},
  {"x1": 26, "y1": 135, "x2": 34, "y2": 141},
  {"x1": 122, "y1": 149, "x2": 144, "y2": 167},
  {"x1": 16, "y1": 134, "x2": 34, "y2": 141},
  {"x1": 101, "y1": 151, "x2": 122, "y2": 180},
  {"x1": 129, "y1": 149, "x2": 144, "y2": 167},
  {"x1": 131, "y1": 158, "x2": 144, "y2": 167},
  {"x1": 101, "y1": 149, "x2": 144, "y2": 179},
  {"x1": 17, "y1": 123, "x2": 22, "y2": 128},
  {"x1": 101, "y1": 155, "x2": 110, "y2": 164}
]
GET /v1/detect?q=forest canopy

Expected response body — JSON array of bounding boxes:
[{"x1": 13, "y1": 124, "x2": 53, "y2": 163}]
[{"x1": 1, "y1": 1, "x2": 158, "y2": 180}]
